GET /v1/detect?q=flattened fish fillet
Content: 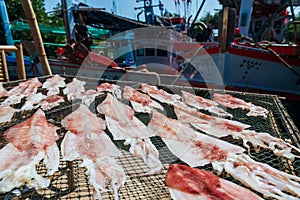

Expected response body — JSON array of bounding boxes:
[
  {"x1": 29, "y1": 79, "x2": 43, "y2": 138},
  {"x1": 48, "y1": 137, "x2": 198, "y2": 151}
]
[
  {"x1": 166, "y1": 164, "x2": 263, "y2": 200},
  {"x1": 123, "y1": 85, "x2": 163, "y2": 113},
  {"x1": 0, "y1": 144, "x2": 50, "y2": 193},
  {"x1": 140, "y1": 84, "x2": 181, "y2": 105},
  {"x1": 38, "y1": 95, "x2": 65, "y2": 111},
  {"x1": 63, "y1": 78, "x2": 86, "y2": 101},
  {"x1": 61, "y1": 104, "x2": 125, "y2": 200},
  {"x1": 0, "y1": 83, "x2": 8, "y2": 97},
  {"x1": 182, "y1": 90, "x2": 233, "y2": 118},
  {"x1": 97, "y1": 94, "x2": 162, "y2": 175},
  {"x1": 213, "y1": 153, "x2": 300, "y2": 200},
  {"x1": 97, "y1": 94, "x2": 154, "y2": 139},
  {"x1": 2, "y1": 78, "x2": 42, "y2": 106},
  {"x1": 42, "y1": 75, "x2": 66, "y2": 96},
  {"x1": 0, "y1": 105, "x2": 19, "y2": 124},
  {"x1": 148, "y1": 111, "x2": 244, "y2": 167},
  {"x1": 214, "y1": 93, "x2": 269, "y2": 118},
  {"x1": 0, "y1": 109, "x2": 60, "y2": 192}
]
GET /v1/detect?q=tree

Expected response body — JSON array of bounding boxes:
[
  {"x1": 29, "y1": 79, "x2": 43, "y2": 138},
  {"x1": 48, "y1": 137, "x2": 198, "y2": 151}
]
[
  {"x1": 284, "y1": 11, "x2": 300, "y2": 43},
  {"x1": 199, "y1": 12, "x2": 219, "y2": 29},
  {"x1": 0, "y1": 0, "x2": 65, "y2": 56}
]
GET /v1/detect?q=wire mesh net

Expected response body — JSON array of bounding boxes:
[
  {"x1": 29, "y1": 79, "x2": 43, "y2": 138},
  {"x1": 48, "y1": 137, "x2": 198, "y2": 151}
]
[{"x1": 0, "y1": 76, "x2": 299, "y2": 200}]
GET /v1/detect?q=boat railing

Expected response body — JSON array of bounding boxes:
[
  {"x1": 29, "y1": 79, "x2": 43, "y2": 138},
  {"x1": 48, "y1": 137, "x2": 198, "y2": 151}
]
[{"x1": 0, "y1": 43, "x2": 26, "y2": 81}]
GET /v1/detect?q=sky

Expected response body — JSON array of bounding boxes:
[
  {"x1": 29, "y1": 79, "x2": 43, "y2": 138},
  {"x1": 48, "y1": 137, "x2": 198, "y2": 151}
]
[{"x1": 44, "y1": 0, "x2": 222, "y2": 21}]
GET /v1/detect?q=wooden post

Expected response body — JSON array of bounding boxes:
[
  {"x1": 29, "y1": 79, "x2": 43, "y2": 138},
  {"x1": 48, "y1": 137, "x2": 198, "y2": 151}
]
[
  {"x1": 0, "y1": 44, "x2": 26, "y2": 81},
  {"x1": 21, "y1": 0, "x2": 52, "y2": 75},
  {"x1": 15, "y1": 43, "x2": 26, "y2": 80},
  {"x1": 0, "y1": 50, "x2": 9, "y2": 82},
  {"x1": 221, "y1": 6, "x2": 229, "y2": 53}
]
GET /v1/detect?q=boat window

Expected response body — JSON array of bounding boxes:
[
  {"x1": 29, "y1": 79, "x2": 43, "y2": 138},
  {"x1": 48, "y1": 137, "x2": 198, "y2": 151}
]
[
  {"x1": 157, "y1": 46, "x2": 168, "y2": 57},
  {"x1": 137, "y1": 48, "x2": 144, "y2": 57},
  {"x1": 273, "y1": 21, "x2": 282, "y2": 34},
  {"x1": 254, "y1": 20, "x2": 262, "y2": 33},
  {"x1": 121, "y1": 40, "x2": 128, "y2": 47},
  {"x1": 145, "y1": 48, "x2": 155, "y2": 56},
  {"x1": 240, "y1": 13, "x2": 248, "y2": 27}
]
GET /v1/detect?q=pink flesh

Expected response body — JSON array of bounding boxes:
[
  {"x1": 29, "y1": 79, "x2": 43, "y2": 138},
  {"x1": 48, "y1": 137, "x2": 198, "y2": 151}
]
[
  {"x1": 123, "y1": 86, "x2": 153, "y2": 106},
  {"x1": 220, "y1": 154, "x2": 300, "y2": 199},
  {"x1": 0, "y1": 105, "x2": 18, "y2": 123},
  {"x1": 182, "y1": 90, "x2": 218, "y2": 109},
  {"x1": 62, "y1": 104, "x2": 106, "y2": 135},
  {"x1": 148, "y1": 111, "x2": 244, "y2": 167},
  {"x1": 61, "y1": 104, "x2": 120, "y2": 158},
  {"x1": 182, "y1": 90, "x2": 233, "y2": 118},
  {"x1": 61, "y1": 104, "x2": 120, "y2": 159},
  {"x1": 61, "y1": 104, "x2": 124, "y2": 199},
  {"x1": 213, "y1": 93, "x2": 268, "y2": 118},
  {"x1": 213, "y1": 93, "x2": 249, "y2": 109},
  {"x1": 0, "y1": 143, "x2": 33, "y2": 172},
  {"x1": 38, "y1": 95, "x2": 64, "y2": 110},
  {"x1": 97, "y1": 82, "x2": 120, "y2": 93},
  {"x1": 80, "y1": 89, "x2": 101, "y2": 106},
  {"x1": 3, "y1": 109, "x2": 59, "y2": 155},
  {"x1": 97, "y1": 94, "x2": 154, "y2": 139},
  {"x1": 140, "y1": 84, "x2": 181, "y2": 104},
  {"x1": 62, "y1": 130, "x2": 120, "y2": 160},
  {"x1": 63, "y1": 78, "x2": 86, "y2": 100},
  {"x1": 173, "y1": 102, "x2": 250, "y2": 133},
  {"x1": 7, "y1": 77, "x2": 42, "y2": 97},
  {"x1": 42, "y1": 75, "x2": 66, "y2": 89},
  {"x1": 166, "y1": 164, "x2": 262, "y2": 200},
  {"x1": 0, "y1": 83, "x2": 8, "y2": 97}
]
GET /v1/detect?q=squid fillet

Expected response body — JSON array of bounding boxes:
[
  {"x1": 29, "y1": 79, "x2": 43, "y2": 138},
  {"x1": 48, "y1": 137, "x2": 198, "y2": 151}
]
[
  {"x1": 124, "y1": 138, "x2": 162, "y2": 175},
  {"x1": 213, "y1": 153, "x2": 300, "y2": 200},
  {"x1": 166, "y1": 164, "x2": 263, "y2": 200},
  {"x1": 0, "y1": 144, "x2": 50, "y2": 193}
]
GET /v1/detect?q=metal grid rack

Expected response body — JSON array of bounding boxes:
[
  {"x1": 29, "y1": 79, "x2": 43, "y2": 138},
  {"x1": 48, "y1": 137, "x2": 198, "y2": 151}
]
[{"x1": 0, "y1": 76, "x2": 299, "y2": 200}]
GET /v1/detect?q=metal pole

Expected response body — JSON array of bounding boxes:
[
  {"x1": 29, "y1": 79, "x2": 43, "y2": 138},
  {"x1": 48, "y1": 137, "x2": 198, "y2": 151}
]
[
  {"x1": 62, "y1": 0, "x2": 71, "y2": 41},
  {"x1": 21, "y1": 0, "x2": 52, "y2": 76},
  {"x1": 190, "y1": 0, "x2": 206, "y2": 30},
  {"x1": 0, "y1": 0, "x2": 14, "y2": 45}
]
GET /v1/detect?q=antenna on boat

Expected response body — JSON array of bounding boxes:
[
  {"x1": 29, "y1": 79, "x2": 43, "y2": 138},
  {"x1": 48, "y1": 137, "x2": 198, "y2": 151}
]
[
  {"x1": 135, "y1": 0, "x2": 164, "y2": 24},
  {"x1": 189, "y1": 0, "x2": 206, "y2": 36},
  {"x1": 112, "y1": 0, "x2": 117, "y2": 14}
]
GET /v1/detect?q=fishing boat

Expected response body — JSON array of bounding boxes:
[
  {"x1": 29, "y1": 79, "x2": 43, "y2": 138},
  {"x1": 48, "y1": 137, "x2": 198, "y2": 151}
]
[
  {"x1": 1, "y1": 0, "x2": 300, "y2": 97},
  {"x1": 54, "y1": 0, "x2": 300, "y2": 97},
  {"x1": 217, "y1": 0, "x2": 300, "y2": 97}
]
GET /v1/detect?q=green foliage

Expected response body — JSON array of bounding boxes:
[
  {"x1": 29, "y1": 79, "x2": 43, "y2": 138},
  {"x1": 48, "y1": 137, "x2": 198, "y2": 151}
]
[
  {"x1": 0, "y1": 0, "x2": 65, "y2": 56},
  {"x1": 199, "y1": 12, "x2": 219, "y2": 29},
  {"x1": 284, "y1": 11, "x2": 300, "y2": 43}
]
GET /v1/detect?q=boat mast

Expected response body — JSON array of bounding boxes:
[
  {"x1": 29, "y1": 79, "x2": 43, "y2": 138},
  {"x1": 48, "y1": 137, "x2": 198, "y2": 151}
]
[
  {"x1": 144, "y1": 0, "x2": 154, "y2": 24},
  {"x1": 189, "y1": 0, "x2": 206, "y2": 35},
  {"x1": 61, "y1": 0, "x2": 76, "y2": 42},
  {"x1": 112, "y1": 0, "x2": 117, "y2": 14},
  {"x1": 135, "y1": 0, "x2": 164, "y2": 24},
  {"x1": 21, "y1": 0, "x2": 52, "y2": 76}
]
